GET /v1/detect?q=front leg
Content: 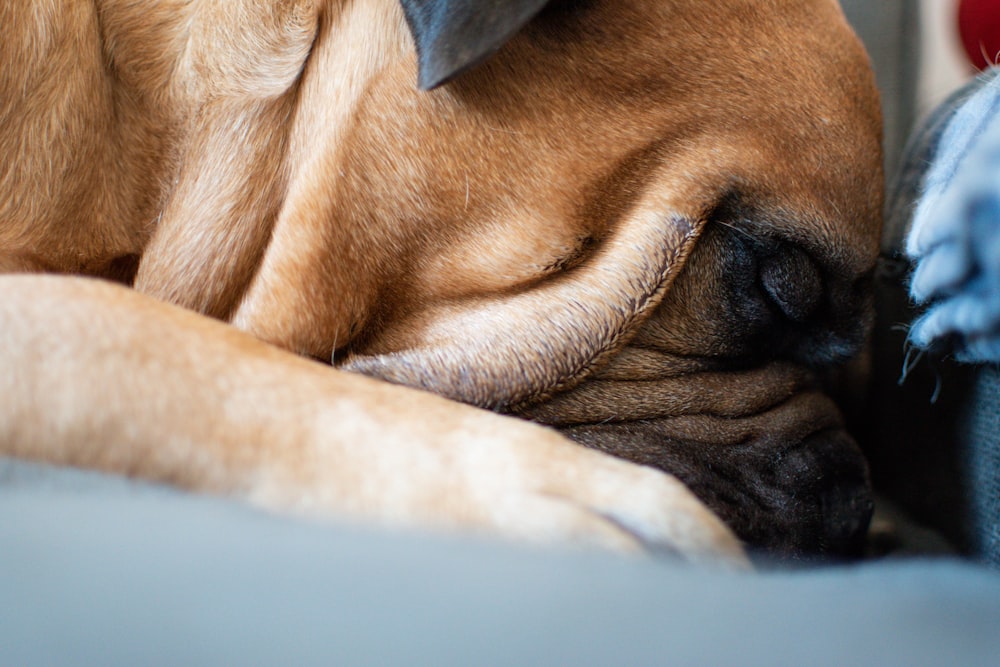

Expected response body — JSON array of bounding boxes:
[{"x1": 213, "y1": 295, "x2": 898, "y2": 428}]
[{"x1": 0, "y1": 275, "x2": 745, "y2": 566}]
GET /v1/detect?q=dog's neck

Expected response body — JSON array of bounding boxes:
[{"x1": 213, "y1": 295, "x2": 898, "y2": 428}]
[{"x1": 0, "y1": 1, "x2": 409, "y2": 322}]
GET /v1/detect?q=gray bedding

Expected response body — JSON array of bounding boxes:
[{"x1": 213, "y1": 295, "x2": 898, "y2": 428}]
[{"x1": 3, "y1": 457, "x2": 1000, "y2": 667}]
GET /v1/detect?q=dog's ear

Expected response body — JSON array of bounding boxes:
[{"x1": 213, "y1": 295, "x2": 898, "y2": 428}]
[{"x1": 398, "y1": 0, "x2": 549, "y2": 89}]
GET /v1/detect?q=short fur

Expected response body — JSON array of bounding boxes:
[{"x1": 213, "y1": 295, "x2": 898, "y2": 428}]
[{"x1": 0, "y1": 0, "x2": 882, "y2": 561}]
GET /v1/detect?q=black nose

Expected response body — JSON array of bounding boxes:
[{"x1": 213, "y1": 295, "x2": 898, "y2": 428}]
[
  {"x1": 758, "y1": 243, "x2": 823, "y2": 323},
  {"x1": 716, "y1": 224, "x2": 871, "y2": 367}
]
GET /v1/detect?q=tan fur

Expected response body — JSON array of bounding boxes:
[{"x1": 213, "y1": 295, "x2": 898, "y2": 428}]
[{"x1": 0, "y1": 0, "x2": 882, "y2": 564}]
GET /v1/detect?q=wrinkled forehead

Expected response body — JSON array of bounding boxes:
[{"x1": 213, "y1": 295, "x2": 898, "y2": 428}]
[
  {"x1": 506, "y1": 0, "x2": 883, "y2": 261},
  {"x1": 350, "y1": 0, "x2": 882, "y2": 268},
  {"x1": 390, "y1": 0, "x2": 881, "y2": 166},
  {"x1": 417, "y1": 2, "x2": 882, "y2": 232}
]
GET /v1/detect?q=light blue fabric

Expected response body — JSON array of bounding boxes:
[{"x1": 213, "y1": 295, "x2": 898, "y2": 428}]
[{"x1": 906, "y1": 72, "x2": 1000, "y2": 362}]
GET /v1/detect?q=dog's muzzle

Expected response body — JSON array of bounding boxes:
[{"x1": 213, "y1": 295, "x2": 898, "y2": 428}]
[{"x1": 520, "y1": 217, "x2": 877, "y2": 559}]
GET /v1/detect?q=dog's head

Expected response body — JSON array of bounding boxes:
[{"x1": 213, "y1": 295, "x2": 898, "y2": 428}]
[{"x1": 225, "y1": 0, "x2": 882, "y2": 556}]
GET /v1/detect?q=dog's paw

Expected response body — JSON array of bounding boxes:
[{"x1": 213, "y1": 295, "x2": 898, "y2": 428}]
[
  {"x1": 906, "y1": 74, "x2": 1000, "y2": 362},
  {"x1": 248, "y1": 404, "x2": 747, "y2": 568},
  {"x1": 470, "y1": 433, "x2": 750, "y2": 568}
]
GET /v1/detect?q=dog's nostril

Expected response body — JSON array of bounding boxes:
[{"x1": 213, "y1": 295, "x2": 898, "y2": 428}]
[{"x1": 759, "y1": 245, "x2": 823, "y2": 323}]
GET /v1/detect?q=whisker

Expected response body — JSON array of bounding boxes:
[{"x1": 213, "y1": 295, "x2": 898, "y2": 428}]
[{"x1": 715, "y1": 219, "x2": 755, "y2": 240}]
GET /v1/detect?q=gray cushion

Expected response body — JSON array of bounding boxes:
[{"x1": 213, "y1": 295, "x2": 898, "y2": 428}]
[{"x1": 2, "y1": 460, "x2": 999, "y2": 667}]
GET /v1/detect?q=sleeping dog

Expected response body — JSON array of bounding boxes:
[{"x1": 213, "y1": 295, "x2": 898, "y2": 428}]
[{"x1": 0, "y1": 0, "x2": 882, "y2": 562}]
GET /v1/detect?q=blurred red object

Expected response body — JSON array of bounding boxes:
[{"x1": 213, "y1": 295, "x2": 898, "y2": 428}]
[{"x1": 959, "y1": 0, "x2": 1000, "y2": 69}]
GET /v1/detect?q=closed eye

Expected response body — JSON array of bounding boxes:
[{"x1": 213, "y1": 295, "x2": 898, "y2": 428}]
[{"x1": 537, "y1": 234, "x2": 601, "y2": 276}]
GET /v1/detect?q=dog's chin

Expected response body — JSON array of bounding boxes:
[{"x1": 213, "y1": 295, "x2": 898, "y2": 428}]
[
  {"x1": 561, "y1": 420, "x2": 872, "y2": 559},
  {"x1": 521, "y1": 361, "x2": 874, "y2": 559}
]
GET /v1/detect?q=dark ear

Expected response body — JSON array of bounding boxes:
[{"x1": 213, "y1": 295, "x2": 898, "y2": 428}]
[{"x1": 399, "y1": 0, "x2": 550, "y2": 89}]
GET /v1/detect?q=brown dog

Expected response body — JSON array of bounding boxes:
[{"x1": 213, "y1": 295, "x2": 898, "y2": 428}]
[{"x1": 0, "y1": 0, "x2": 881, "y2": 562}]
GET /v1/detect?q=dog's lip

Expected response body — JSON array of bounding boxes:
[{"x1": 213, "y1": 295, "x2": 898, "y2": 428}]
[
  {"x1": 770, "y1": 428, "x2": 874, "y2": 557},
  {"x1": 552, "y1": 391, "x2": 867, "y2": 557},
  {"x1": 588, "y1": 347, "x2": 733, "y2": 381},
  {"x1": 517, "y1": 358, "x2": 823, "y2": 428}
]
